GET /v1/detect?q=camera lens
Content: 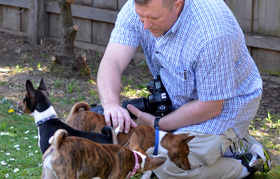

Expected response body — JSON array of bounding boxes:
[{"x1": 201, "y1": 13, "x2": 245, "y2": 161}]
[{"x1": 121, "y1": 97, "x2": 149, "y2": 119}]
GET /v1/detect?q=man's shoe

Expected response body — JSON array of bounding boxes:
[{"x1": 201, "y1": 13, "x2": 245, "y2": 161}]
[
  {"x1": 237, "y1": 153, "x2": 257, "y2": 179},
  {"x1": 230, "y1": 132, "x2": 271, "y2": 173}
]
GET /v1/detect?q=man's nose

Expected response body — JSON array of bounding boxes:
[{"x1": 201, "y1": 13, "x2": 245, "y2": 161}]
[{"x1": 143, "y1": 19, "x2": 151, "y2": 30}]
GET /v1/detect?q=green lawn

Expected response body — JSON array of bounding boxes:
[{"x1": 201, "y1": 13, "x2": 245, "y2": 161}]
[{"x1": 0, "y1": 98, "x2": 41, "y2": 178}]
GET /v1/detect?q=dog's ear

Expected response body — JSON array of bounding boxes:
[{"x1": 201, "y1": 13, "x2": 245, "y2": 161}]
[
  {"x1": 144, "y1": 156, "x2": 167, "y2": 171},
  {"x1": 38, "y1": 78, "x2": 47, "y2": 91},
  {"x1": 26, "y1": 80, "x2": 35, "y2": 98},
  {"x1": 182, "y1": 135, "x2": 195, "y2": 144},
  {"x1": 129, "y1": 133, "x2": 140, "y2": 151}
]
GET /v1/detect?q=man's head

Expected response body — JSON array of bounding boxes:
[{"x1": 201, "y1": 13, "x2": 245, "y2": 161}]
[{"x1": 134, "y1": 0, "x2": 184, "y2": 37}]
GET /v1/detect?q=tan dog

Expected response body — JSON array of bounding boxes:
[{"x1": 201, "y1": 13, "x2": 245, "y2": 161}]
[
  {"x1": 66, "y1": 102, "x2": 195, "y2": 171},
  {"x1": 118, "y1": 125, "x2": 194, "y2": 170},
  {"x1": 42, "y1": 129, "x2": 167, "y2": 179},
  {"x1": 66, "y1": 101, "x2": 107, "y2": 133}
]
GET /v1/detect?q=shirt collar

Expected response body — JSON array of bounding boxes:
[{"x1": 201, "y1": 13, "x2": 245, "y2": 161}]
[{"x1": 165, "y1": 0, "x2": 192, "y2": 35}]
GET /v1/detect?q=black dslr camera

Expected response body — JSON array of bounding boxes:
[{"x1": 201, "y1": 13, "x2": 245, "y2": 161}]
[{"x1": 90, "y1": 75, "x2": 172, "y2": 119}]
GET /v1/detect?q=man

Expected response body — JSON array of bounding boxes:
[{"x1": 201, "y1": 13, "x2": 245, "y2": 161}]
[{"x1": 97, "y1": 0, "x2": 271, "y2": 178}]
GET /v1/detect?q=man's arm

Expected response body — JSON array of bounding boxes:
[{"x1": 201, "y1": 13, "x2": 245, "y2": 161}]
[
  {"x1": 97, "y1": 42, "x2": 138, "y2": 133},
  {"x1": 127, "y1": 99, "x2": 224, "y2": 131}
]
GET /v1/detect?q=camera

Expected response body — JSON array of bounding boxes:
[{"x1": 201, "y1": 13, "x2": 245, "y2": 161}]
[{"x1": 90, "y1": 75, "x2": 172, "y2": 119}]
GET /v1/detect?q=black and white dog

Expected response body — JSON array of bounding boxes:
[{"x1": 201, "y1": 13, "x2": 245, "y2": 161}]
[{"x1": 18, "y1": 78, "x2": 117, "y2": 154}]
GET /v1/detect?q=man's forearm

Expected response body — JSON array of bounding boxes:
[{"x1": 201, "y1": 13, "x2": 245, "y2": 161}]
[
  {"x1": 97, "y1": 61, "x2": 122, "y2": 108},
  {"x1": 158, "y1": 99, "x2": 224, "y2": 131},
  {"x1": 97, "y1": 43, "x2": 137, "y2": 108}
]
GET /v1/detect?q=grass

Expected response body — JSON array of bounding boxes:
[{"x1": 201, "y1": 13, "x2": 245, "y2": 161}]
[
  {"x1": 54, "y1": 79, "x2": 64, "y2": 88},
  {"x1": 0, "y1": 97, "x2": 42, "y2": 179},
  {"x1": 66, "y1": 80, "x2": 77, "y2": 93},
  {"x1": 252, "y1": 165, "x2": 280, "y2": 179},
  {"x1": 250, "y1": 112, "x2": 280, "y2": 179},
  {"x1": 122, "y1": 85, "x2": 149, "y2": 99}
]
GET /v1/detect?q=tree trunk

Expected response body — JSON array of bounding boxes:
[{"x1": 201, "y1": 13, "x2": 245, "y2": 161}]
[
  {"x1": 57, "y1": 0, "x2": 77, "y2": 58},
  {"x1": 50, "y1": 0, "x2": 92, "y2": 80}
]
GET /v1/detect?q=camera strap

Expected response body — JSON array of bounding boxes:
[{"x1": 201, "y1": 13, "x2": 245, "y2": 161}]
[{"x1": 153, "y1": 116, "x2": 161, "y2": 155}]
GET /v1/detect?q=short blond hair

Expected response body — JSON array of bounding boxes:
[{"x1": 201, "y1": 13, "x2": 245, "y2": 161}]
[{"x1": 134, "y1": 0, "x2": 177, "y2": 8}]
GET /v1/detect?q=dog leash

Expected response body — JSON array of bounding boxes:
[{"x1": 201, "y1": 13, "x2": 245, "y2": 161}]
[{"x1": 153, "y1": 116, "x2": 161, "y2": 155}]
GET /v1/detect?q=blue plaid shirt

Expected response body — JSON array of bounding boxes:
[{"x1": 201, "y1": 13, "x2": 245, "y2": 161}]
[{"x1": 110, "y1": 0, "x2": 262, "y2": 138}]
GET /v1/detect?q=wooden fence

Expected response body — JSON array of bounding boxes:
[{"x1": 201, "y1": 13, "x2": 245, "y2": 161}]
[
  {"x1": 0, "y1": 0, "x2": 279, "y2": 75},
  {"x1": 225, "y1": 0, "x2": 280, "y2": 75}
]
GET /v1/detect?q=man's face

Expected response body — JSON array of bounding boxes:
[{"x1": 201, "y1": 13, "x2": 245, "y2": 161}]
[{"x1": 135, "y1": 0, "x2": 182, "y2": 37}]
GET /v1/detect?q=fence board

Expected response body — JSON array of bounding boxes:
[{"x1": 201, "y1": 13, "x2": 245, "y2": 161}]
[
  {"x1": 0, "y1": 27, "x2": 26, "y2": 37},
  {"x1": 118, "y1": 0, "x2": 127, "y2": 10},
  {"x1": 224, "y1": 0, "x2": 253, "y2": 32},
  {"x1": 93, "y1": 0, "x2": 117, "y2": 10},
  {"x1": 2, "y1": 6, "x2": 20, "y2": 31},
  {"x1": 73, "y1": 39, "x2": 146, "y2": 60},
  {"x1": 91, "y1": 21, "x2": 114, "y2": 45},
  {"x1": 27, "y1": 0, "x2": 49, "y2": 44},
  {"x1": 0, "y1": 6, "x2": 2, "y2": 28},
  {"x1": 0, "y1": 0, "x2": 29, "y2": 9},
  {"x1": 96, "y1": 22, "x2": 114, "y2": 46},
  {"x1": 245, "y1": 33, "x2": 280, "y2": 52},
  {"x1": 252, "y1": 49, "x2": 280, "y2": 75},
  {"x1": 20, "y1": 8, "x2": 28, "y2": 32},
  {"x1": 49, "y1": 14, "x2": 61, "y2": 38},
  {"x1": 74, "y1": 17, "x2": 92, "y2": 43},
  {"x1": 74, "y1": 0, "x2": 92, "y2": 6},
  {"x1": 254, "y1": 0, "x2": 280, "y2": 36},
  {"x1": 92, "y1": 21, "x2": 98, "y2": 44},
  {"x1": 46, "y1": 3, "x2": 118, "y2": 23},
  {"x1": 28, "y1": 0, "x2": 38, "y2": 44}
]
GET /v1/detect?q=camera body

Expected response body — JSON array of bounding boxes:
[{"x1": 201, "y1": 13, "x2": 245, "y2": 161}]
[
  {"x1": 90, "y1": 76, "x2": 172, "y2": 119},
  {"x1": 121, "y1": 75, "x2": 172, "y2": 118}
]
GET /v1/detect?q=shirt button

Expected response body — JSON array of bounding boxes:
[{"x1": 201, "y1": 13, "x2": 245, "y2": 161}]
[{"x1": 156, "y1": 51, "x2": 159, "y2": 54}]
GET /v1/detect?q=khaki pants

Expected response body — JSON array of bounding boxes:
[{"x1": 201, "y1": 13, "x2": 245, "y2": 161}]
[{"x1": 153, "y1": 128, "x2": 244, "y2": 179}]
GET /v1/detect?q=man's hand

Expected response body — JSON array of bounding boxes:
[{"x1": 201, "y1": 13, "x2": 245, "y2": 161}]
[
  {"x1": 103, "y1": 104, "x2": 138, "y2": 133},
  {"x1": 126, "y1": 104, "x2": 155, "y2": 127}
]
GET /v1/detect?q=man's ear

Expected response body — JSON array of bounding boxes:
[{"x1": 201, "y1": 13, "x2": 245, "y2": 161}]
[
  {"x1": 26, "y1": 80, "x2": 35, "y2": 98},
  {"x1": 174, "y1": 0, "x2": 183, "y2": 14},
  {"x1": 38, "y1": 78, "x2": 47, "y2": 91}
]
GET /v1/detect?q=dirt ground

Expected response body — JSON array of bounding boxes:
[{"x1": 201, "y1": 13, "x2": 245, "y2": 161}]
[{"x1": 0, "y1": 31, "x2": 280, "y2": 166}]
